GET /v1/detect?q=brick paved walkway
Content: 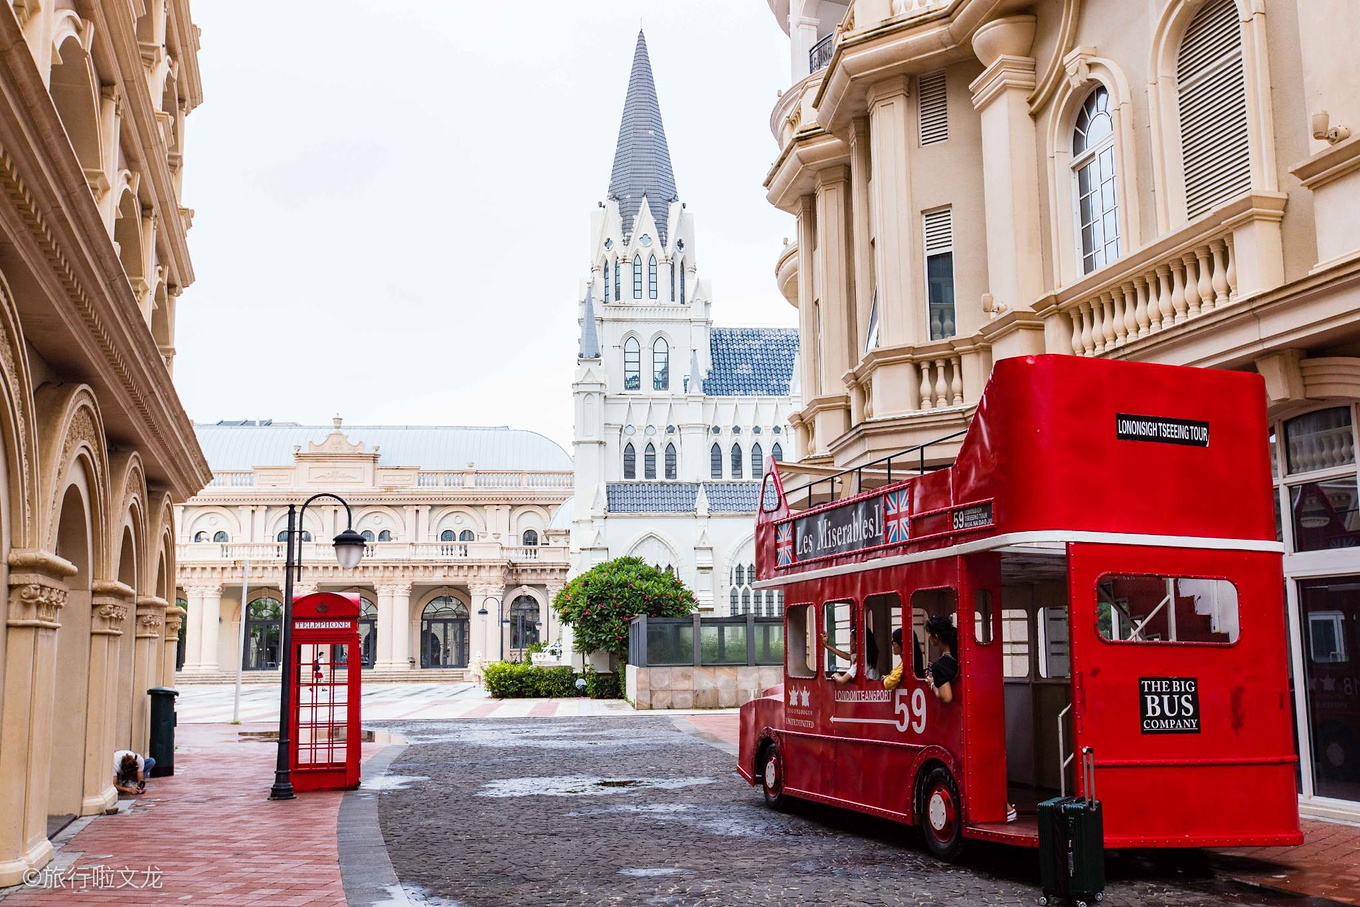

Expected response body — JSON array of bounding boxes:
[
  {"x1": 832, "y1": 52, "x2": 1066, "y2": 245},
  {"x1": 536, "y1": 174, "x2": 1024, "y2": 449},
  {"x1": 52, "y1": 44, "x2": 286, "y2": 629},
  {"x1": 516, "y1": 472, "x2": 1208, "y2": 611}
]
[{"x1": 0, "y1": 724, "x2": 379, "y2": 906}]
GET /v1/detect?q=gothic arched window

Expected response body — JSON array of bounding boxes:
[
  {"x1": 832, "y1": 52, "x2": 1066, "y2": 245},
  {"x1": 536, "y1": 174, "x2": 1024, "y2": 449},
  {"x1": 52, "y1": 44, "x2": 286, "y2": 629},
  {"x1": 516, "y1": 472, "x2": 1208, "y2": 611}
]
[
  {"x1": 772, "y1": 442, "x2": 784, "y2": 462},
  {"x1": 623, "y1": 337, "x2": 640, "y2": 390},
  {"x1": 710, "y1": 443, "x2": 722, "y2": 479},
  {"x1": 670, "y1": 258, "x2": 676, "y2": 302},
  {"x1": 731, "y1": 443, "x2": 744, "y2": 479},
  {"x1": 614, "y1": 259, "x2": 621, "y2": 302},
  {"x1": 632, "y1": 255, "x2": 643, "y2": 299},
  {"x1": 652, "y1": 338, "x2": 669, "y2": 391},
  {"x1": 644, "y1": 443, "x2": 657, "y2": 479},
  {"x1": 623, "y1": 442, "x2": 636, "y2": 479},
  {"x1": 603, "y1": 258, "x2": 611, "y2": 303},
  {"x1": 648, "y1": 255, "x2": 658, "y2": 299},
  {"x1": 679, "y1": 259, "x2": 686, "y2": 304},
  {"x1": 750, "y1": 442, "x2": 763, "y2": 477},
  {"x1": 665, "y1": 443, "x2": 677, "y2": 480}
]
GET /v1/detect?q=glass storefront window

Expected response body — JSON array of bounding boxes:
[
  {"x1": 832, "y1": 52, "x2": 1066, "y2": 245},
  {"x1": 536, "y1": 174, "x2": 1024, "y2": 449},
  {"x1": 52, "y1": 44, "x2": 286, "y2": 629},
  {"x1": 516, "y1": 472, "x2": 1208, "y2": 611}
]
[
  {"x1": 1289, "y1": 478, "x2": 1360, "y2": 552},
  {"x1": 1298, "y1": 578, "x2": 1360, "y2": 802},
  {"x1": 1285, "y1": 407, "x2": 1355, "y2": 475}
]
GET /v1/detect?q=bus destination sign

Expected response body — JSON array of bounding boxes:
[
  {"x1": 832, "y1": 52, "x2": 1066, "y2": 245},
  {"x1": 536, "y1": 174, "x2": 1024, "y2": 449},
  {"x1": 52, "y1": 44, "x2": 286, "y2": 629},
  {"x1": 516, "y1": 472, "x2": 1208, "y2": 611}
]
[
  {"x1": 1116, "y1": 413, "x2": 1210, "y2": 447},
  {"x1": 793, "y1": 497, "x2": 883, "y2": 561}
]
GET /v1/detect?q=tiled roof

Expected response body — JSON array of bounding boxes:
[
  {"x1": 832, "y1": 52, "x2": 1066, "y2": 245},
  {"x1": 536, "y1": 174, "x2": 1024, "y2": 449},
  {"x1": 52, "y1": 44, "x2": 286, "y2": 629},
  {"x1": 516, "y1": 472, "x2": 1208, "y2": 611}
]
[
  {"x1": 195, "y1": 424, "x2": 571, "y2": 471},
  {"x1": 703, "y1": 327, "x2": 799, "y2": 396},
  {"x1": 607, "y1": 30, "x2": 677, "y2": 246},
  {"x1": 605, "y1": 482, "x2": 761, "y2": 514}
]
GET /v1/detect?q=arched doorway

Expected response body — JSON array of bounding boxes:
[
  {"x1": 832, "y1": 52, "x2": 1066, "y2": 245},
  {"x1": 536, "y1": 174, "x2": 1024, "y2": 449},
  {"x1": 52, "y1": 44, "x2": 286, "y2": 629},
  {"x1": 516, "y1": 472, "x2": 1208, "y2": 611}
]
[
  {"x1": 509, "y1": 595, "x2": 541, "y2": 656},
  {"x1": 175, "y1": 594, "x2": 188, "y2": 670},
  {"x1": 243, "y1": 597, "x2": 283, "y2": 670},
  {"x1": 50, "y1": 484, "x2": 94, "y2": 829},
  {"x1": 359, "y1": 596, "x2": 377, "y2": 668},
  {"x1": 420, "y1": 597, "x2": 469, "y2": 668}
]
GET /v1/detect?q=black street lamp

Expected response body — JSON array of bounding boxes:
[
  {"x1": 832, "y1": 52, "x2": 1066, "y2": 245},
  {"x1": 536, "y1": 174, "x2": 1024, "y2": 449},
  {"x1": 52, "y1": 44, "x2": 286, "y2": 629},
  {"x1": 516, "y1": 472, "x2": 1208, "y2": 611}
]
[{"x1": 269, "y1": 493, "x2": 366, "y2": 801}]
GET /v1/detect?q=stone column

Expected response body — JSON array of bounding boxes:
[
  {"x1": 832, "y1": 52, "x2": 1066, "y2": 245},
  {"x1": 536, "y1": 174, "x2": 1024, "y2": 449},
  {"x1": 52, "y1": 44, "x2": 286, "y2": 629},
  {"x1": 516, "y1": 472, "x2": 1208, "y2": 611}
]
[
  {"x1": 968, "y1": 16, "x2": 1043, "y2": 315},
  {"x1": 198, "y1": 583, "x2": 221, "y2": 672},
  {"x1": 0, "y1": 550, "x2": 76, "y2": 887},
  {"x1": 131, "y1": 597, "x2": 168, "y2": 753},
  {"x1": 814, "y1": 165, "x2": 854, "y2": 442},
  {"x1": 162, "y1": 603, "x2": 185, "y2": 688},
  {"x1": 866, "y1": 76, "x2": 922, "y2": 417},
  {"x1": 180, "y1": 584, "x2": 206, "y2": 672},
  {"x1": 390, "y1": 582, "x2": 412, "y2": 670},
  {"x1": 373, "y1": 584, "x2": 395, "y2": 670},
  {"x1": 83, "y1": 581, "x2": 133, "y2": 816}
]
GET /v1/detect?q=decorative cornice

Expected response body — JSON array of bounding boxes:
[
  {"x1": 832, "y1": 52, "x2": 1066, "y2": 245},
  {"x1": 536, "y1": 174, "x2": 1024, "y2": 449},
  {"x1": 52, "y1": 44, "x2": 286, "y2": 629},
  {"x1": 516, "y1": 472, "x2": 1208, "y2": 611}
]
[
  {"x1": 1289, "y1": 133, "x2": 1360, "y2": 191},
  {"x1": 7, "y1": 550, "x2": 74, "y2": 629},
  {"x1": 968, "y1": 54, "x2": 1038, "y2": 110}
]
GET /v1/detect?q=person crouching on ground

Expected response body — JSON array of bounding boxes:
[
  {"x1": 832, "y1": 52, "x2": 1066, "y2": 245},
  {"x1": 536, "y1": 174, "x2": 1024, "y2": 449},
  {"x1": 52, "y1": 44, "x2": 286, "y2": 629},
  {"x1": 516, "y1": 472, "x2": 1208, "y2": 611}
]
[{"x1": 113, "y1": 749, "x2": 154, "y2": 796}]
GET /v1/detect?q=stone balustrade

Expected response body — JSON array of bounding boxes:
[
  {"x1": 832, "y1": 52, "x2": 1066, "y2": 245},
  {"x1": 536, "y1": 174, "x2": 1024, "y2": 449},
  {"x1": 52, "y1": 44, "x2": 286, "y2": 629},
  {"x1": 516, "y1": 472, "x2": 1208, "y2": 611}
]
[
  {"x1": 915, "y1": 351, "x2": 965, "y2": 410},
  {"x1": 178, "y1": 540, "x2": 569, "y2": 565}
]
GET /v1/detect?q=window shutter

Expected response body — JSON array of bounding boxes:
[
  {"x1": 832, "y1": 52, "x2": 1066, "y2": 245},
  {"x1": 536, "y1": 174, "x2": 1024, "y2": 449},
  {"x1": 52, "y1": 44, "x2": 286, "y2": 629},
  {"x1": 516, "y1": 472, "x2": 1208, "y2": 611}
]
[
  {"x1": 918, "y1": 71, "x2": 948, "y2": 146},
  {"x1": 923, "y1": 208, "x2": 953, "y2": 256},
  {"x1": 1176, "y1": 0, "x2": 1250, "y2": 218}
]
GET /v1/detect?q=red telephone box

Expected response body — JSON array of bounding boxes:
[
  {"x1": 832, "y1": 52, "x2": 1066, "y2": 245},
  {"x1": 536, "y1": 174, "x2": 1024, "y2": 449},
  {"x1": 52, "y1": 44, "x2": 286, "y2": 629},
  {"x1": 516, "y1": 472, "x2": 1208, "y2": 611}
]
[{"x1": 289, "y1": 592, "x2": 362, "y2": 792}]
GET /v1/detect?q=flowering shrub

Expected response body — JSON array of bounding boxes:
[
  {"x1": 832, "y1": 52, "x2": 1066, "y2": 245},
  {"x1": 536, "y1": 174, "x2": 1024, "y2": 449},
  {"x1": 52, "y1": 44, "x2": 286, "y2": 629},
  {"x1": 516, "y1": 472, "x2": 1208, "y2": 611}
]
[{"x1": 552, "y1": 556, "x2": 696, "y2": 661}]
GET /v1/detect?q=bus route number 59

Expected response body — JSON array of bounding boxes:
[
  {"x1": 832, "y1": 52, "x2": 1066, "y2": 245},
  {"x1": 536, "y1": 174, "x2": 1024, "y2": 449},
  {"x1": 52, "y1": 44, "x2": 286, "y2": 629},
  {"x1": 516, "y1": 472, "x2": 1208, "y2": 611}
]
[{"x1": 895, "y1": 687, "x2": 927, "y2": 734}]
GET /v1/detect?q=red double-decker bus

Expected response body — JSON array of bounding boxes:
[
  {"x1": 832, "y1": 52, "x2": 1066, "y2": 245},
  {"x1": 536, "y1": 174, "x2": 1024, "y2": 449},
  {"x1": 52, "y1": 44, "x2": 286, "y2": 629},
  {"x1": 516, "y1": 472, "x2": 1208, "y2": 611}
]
[{"x1": 738, "y1": 355, "x2": 1302, "y2": 860}]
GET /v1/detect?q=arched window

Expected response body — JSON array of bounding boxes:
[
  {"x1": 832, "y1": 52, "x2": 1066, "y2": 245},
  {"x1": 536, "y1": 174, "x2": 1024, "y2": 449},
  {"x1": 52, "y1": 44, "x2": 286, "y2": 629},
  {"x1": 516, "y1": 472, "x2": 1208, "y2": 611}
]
[
  {"x1": 670, "y1": 258, "x2": 676, "y2": 302},
  {"x1": 731, "y1": 443, "x2": 744, "y2": 479},
  {"x1": 193, "y1": 531, "x2": 207, "y2": 542},
  {"x1": 361, "y1": 530, "x2": 375, "y2": 543},
  {"x1": 750, "y1": 443, "x2": 763, "y2": 477},
  {"x1": 679, "y1": 259, "x2": 686, "y2": 304},
  {"x1": 603, "y1": 258, "x2": 611, "y2": 303},
  {"x1": 665, "y1": 443, "x2": 678, "y2": 480},
  {"x1": 460, "y1": 529, "x2": 475, "y2": 542},
  {"x1": 358, "y1": 596, "x2": 377, "y2": 668},
  {"x1": 277, "y1": 530, "x2": 313, "y2": 542},
  {"x1": 623, "y1": 337, "x2": 641, "y2": 390},
  {"x1": 1072, "y1": 86, "x2": 1120, "y2": 274},
  {"x1": 421, "y1": 597, "x2": 469, "y2": 668},
  {"x1": 652, "y1": 338, "x2": 669, "y2": 391},
  {"x1": 522, "y1": 529, "x2": 539, "y2": 547},
  {"x1": 1177, "y1": 0, "x2": 1250, "y2": 218},
  {"x1": 711, "y1": 443, "x2": 723, "y2": 479},
  {"x1": 378, "y1": 530, "x2": 392, "y2": 542},
  {"x1": 614, "y1": 258, "x2": 621, "y2": 301},
  {"x1": 623, "y1": 442, "x2": 636, "y2": 479},
  {"x1": 632, "y1": 254, "x2": 643, "y2": 299},
  {"x1": 509, "y1": 595, "x2": 541, "y2": 650},
  {"x1": 212, "y1": 531, "x2": 229, "y2": 543},
  {"x1": 644, "y1": 443, "x2": 657, "y2": 479},
  {"x1": 772, "y1": 442, "x2": 784, "y2": 462},
  {"x1": 440, "y1": 529, "x2": 455, "y2": 542},
  {"x1": 243, "y1": 597, "x2": 283, "y2": 670},
  {"x1": 648, "y1": 255, "x2": 658, "y2": 299}
]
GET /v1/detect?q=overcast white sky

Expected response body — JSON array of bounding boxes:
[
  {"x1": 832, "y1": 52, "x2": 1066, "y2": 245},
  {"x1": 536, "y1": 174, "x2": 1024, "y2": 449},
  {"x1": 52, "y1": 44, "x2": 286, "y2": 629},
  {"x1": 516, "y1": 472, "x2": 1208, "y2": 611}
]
[{"x1": 173, "y1": 1, "x2": 796, "y2": 452}]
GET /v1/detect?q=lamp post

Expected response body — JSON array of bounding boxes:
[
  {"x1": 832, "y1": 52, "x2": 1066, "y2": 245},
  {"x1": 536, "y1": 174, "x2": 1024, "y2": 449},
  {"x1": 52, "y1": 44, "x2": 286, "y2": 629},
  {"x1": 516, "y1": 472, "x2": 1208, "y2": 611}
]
[{"x1": 269, "y1": 493, "x2": 366, "y2": 801}]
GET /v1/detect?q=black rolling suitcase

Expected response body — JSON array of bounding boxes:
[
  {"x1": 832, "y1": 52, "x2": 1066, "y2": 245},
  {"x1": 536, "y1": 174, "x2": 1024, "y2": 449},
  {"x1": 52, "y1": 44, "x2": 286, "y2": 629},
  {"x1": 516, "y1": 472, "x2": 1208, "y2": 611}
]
[{"x1": 1038, "y1": 747, "x2": 1105, "y2": 906}]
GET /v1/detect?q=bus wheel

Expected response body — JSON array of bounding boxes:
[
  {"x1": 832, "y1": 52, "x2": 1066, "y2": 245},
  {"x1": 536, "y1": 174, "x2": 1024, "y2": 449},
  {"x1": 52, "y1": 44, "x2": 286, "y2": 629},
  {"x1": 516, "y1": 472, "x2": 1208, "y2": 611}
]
[
  {"x1": 759, "y1": 741, "x2": 787, "y2": 811},
  {"x1": 919, "y1": 766, "x2": 964, "y2": 862}
]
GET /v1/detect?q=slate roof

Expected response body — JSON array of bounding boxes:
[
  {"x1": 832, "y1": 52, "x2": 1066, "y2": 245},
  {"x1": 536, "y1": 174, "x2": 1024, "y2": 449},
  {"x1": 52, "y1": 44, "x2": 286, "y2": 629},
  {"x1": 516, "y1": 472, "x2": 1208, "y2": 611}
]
[
  {"x1": 195, "y1": 424, "x2": 572, "y2": 471},
  {"x1": 606, "y1": 482, "x2": 761, "y2": 514},
  {"x1": 608, "y1": 30, "x2": 677, "y2": 246},
  {"x1": 703, "y1": 327, "x2": 800, "y2": 396}
]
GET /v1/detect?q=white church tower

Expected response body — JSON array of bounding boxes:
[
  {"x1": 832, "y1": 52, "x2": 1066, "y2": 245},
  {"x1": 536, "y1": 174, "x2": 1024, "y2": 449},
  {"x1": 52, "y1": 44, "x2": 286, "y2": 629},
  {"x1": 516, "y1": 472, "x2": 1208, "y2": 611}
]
[{"x1": 569, "y1": 31, "x2": 799, "y2": 615}]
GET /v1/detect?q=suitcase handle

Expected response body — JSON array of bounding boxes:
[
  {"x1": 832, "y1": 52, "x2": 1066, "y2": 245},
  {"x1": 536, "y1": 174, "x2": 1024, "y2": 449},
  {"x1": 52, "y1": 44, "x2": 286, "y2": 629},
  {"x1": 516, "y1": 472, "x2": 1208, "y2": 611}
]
[{"x1": 1082, "y1": 746, "x2": 1096, "y2": 803}]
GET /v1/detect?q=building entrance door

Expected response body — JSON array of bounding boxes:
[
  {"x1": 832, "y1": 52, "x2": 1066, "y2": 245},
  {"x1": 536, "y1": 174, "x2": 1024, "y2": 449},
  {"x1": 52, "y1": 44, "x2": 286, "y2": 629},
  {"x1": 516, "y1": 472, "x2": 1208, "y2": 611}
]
[{"x1": 420, "y1": 597, "x2": 469, "y2": 668}]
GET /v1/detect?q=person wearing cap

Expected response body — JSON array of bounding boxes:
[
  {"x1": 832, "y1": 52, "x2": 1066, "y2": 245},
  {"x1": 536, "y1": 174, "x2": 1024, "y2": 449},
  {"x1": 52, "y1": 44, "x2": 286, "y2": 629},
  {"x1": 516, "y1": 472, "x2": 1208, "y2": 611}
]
[{"x1": 923, "y1": 614, "x2": 959, "y2": 703}]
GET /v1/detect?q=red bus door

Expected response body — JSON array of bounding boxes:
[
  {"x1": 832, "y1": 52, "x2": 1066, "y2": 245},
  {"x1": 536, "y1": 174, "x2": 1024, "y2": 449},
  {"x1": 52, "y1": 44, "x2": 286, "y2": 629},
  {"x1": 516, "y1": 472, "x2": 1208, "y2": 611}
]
[
  {"x1": 1069, "y1": 542, "x2": 1300, "y2": 847},
  {"x1": 960, "y1": 553, "x2": 1007, "y2": 827}
]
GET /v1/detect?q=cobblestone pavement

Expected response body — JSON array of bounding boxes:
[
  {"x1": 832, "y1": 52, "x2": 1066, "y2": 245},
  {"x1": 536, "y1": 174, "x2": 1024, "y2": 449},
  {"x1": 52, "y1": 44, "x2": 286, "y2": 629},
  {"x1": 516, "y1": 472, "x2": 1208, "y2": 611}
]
[{"x1": 375, "y1": 716, "x2": 1334, "y2": 907}]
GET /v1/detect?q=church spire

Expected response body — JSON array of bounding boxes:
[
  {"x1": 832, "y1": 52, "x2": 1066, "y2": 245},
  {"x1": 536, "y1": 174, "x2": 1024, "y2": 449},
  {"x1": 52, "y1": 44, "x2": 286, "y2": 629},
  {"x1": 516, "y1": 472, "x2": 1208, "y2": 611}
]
[
  {"x1": 607, "y1": 30, "x2": 678, "y2": 246},
  {"x1": 579, "y1": 285, "x2": 601, "y2": 360}
]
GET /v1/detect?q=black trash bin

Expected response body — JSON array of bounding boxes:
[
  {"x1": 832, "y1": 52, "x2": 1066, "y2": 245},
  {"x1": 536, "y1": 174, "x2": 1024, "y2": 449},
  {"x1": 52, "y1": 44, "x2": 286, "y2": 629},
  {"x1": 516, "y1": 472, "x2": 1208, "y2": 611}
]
[{"x1": 147, "y1": 687, "x2": 179, "y2": 777}]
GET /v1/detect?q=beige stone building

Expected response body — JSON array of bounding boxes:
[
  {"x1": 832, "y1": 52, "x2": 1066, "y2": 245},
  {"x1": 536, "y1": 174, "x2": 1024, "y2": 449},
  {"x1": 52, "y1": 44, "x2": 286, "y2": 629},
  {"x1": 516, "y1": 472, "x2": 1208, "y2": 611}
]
[
  {"x1": 763, "y1": 0, "x2": 1360, "y2": 819},
  {"x1": 0, "y1": 0, "x2": 208, "y2": 886},
  {"x1": 175, "y1": 419, "x2": 571, "y2": 682}
]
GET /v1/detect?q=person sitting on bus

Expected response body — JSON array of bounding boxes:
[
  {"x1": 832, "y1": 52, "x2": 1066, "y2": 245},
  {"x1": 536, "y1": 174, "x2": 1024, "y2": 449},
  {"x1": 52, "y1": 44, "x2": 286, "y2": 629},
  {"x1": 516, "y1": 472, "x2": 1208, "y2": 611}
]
[
  {"x1": 883, "y1": 628, "x2": 906, "y2": 690},
  {"x1": 862, "y1": 627, "x2": 881, "y2": 682},
  {"x1": 923, "y1": 614, "x2": 959, "y2": 703},
  {"x1": 823, "y1": 627, "x2": 857, "y2": 685}
]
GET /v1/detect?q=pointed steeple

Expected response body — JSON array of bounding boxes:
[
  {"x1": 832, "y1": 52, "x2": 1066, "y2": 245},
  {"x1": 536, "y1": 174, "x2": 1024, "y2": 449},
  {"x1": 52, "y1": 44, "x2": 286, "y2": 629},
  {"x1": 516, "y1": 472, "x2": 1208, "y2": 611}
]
[
  {"x1": 687, "y1": 348, "x2": 703, "y2": 394},
  {"x1": 579, "y1": 285, "x2": 601, "y2": 360},
  {"x1": 608, "y1": 30, "x2": 678, "y2": 246}
]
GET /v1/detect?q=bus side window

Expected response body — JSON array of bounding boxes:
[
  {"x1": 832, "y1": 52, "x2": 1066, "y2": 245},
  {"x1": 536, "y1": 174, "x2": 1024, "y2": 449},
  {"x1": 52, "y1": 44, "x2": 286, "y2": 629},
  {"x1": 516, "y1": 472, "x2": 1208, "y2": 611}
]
[
  {"x1": 824, "y1": 600, "x2": 855, "y2": 678},
  {"x1": 911, "y1": 588, "x2": 958, "y2": 679},
  {"x1": 974, "y1": 589, "x2": 994, "y2": 645},
  {"x1": 786, "y1": 604, "x2": 816, "y2": 678},
  {"x1": 1037, "y1": 605, "x2": 1070, "y2": 678},
  {"x1": 1002, "y1": 608, "x2": 1030, "y2": 678},
  {"x1": 865, "y1": 593, "x2": 903, "y2": 677}
]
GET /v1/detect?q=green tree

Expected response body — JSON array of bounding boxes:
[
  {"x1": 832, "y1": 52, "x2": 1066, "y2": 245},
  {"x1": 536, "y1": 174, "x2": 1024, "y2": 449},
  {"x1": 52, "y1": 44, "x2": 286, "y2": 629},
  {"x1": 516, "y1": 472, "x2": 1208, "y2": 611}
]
[{"x1": 552, "y1": 557, "x2": 695, "y2": 661}]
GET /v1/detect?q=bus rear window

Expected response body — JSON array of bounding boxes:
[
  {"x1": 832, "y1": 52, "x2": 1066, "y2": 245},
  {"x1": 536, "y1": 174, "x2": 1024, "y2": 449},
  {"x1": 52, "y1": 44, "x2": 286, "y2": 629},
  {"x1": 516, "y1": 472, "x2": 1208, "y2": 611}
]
[{"x1": 1097, "y1": 575, "x2": 1240, "y2": 644}]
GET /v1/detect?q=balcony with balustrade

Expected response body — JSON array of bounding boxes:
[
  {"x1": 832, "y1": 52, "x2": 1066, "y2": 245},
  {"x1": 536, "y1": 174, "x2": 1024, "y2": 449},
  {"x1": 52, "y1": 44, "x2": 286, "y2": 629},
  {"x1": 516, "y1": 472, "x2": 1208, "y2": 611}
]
[{"x1": 177, "y1": 539, "x2": 568, "y2": 568}]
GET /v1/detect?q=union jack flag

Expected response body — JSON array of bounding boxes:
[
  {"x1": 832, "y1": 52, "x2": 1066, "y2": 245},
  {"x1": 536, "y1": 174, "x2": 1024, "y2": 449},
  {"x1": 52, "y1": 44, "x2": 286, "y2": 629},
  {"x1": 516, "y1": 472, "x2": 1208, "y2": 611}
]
[
  {"x1": 885, "y1": 489, "x2": 910, "y2": 544},
  {"x1": 776, "y1": 524, "x2": 794, "y2": 567}
]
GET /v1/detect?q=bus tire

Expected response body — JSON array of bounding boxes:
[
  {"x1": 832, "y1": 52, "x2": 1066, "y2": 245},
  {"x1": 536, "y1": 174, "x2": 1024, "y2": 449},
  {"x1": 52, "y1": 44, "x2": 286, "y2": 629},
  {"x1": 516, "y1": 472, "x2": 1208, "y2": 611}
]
[
  {"x1": 918, "y1": 765, "x2": 964, "y2": 862},
  {"x1": 759, "y1": 740, "x2": 788, "y2": 811}
]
